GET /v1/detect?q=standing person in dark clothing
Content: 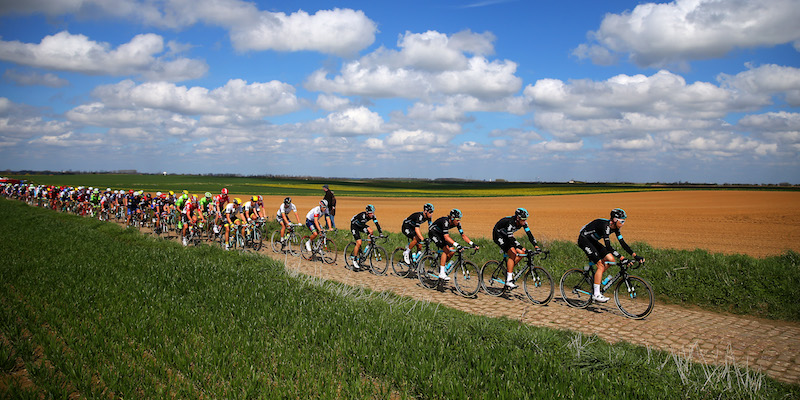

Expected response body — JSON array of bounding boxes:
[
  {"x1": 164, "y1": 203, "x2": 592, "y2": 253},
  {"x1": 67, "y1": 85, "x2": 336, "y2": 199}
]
[{"x1": 323, "y1": 184, "x2": 337, "y2": 230}]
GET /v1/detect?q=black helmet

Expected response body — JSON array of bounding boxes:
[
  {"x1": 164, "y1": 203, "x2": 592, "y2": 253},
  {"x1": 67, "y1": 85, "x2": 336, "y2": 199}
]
[
  {"x1": 514, "y1": 207, "x2": 529, "y2": 220},
  {"x1": 366, "y1": 204, "x2": 375, "y2": 213},
  {"x1": 284, "y1": 197, "x2": 292, "y2": 206},
  {"x1": 449, "y1": 208, "x2": 462, "y2": 220},
  {"x1": 610, "y1": 208, "x2": 627, "y2": 220},
  {"x1": 423, "y1": 203, "x2": 434, "y2": 213}
]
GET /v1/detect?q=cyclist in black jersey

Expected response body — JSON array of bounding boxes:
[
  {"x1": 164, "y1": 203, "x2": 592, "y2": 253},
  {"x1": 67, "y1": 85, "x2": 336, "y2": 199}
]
[
  {"x1": 428, "y1": 208, "x2": 478, "y2": 281},
  {"x1": 578, "y1": 208, "x2": 644, "y2": 302},
  {"x1": 401, "y1": 203, "x2": 434, "y2": 264},
  {"x1": 492, "y1": 208, "x2": 540, "y2": 289},
  {"x1": 350, "y1": 204, "x2": 383, "y2": 270}
]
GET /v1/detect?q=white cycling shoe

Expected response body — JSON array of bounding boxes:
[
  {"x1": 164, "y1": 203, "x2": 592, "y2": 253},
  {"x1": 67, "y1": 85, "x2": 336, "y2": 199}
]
[
  {"x1": 592, "y1": 293, "x2": 610, "y2": 303},
  {"x1": 403, "y1": 249, "x2": 411, "y2": 264},
  {"x1": 505, "y1": 280, "x2": 518, "y2": 289}
]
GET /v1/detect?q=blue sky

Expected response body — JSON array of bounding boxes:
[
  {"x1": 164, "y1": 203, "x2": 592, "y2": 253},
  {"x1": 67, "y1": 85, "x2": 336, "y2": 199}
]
[{"x1": 0, "y1": 0, "x2": 799, "y2": 183}]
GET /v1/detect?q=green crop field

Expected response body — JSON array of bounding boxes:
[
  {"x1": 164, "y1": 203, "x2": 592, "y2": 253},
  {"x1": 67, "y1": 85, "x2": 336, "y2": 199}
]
[
  {"x1": 8, "y1": 173, "x2": 794, "y2": 197},
  {"x1": 1, "y1": 198, "x2": 799, "y2": 399}
]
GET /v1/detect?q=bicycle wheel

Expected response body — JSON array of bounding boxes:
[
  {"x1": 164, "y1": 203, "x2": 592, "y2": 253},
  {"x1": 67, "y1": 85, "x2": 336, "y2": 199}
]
[
  {"x1": 559, "y1": 268, "x2": 592, "y2": 309},
  {"x1": 417, "y1": 255, "x2": 440, "y2": 289},
  {"x1": 480, "y1": 260, "x2": 506, "y2": 297},
  {"x1": 286, "y1": 233, "x2": 300, "y2": 256},
  {"x1": 367, "y1": 245, "x2": 388, "y2": 275},
  {"x1": 523, "y1": 266, "x2": 554, "y2": 305},
  {"x1": 453, "y1": 260, "x2": 481, "y2": 297},
  {"x1": 320, "y1": 239, "x2": 337, "y2": 264},
  {"x1": 343, "y1": 242, "x2": 356, "y2": 270},
  {"x1": 391, "y1": 247, "x2": 412, "y2": 278},
  {"x1": 270, "y1": 230, "x2": 282, "y2": 253},
  {"x1": 614, "y1": 275, "x2": 654, "y2": 319},
  {"x1": 300, "y1": 236, "x2": 313, "y2": 261}
]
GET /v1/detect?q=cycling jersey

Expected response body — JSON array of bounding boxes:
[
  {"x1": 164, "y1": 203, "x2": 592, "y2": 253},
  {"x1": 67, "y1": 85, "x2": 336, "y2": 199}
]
[
  {"x1": 428, "y1": 216, "x2": 463, "y2": 249},
  {"x1": 351, "y1": 211, "x2": 382, "y2": 232},
  {"x1": 305, "y1": 206, "x2": 328, "y2": 222},
  {"x1": 578, "y1": 218, "x2": 634, "y2": 262},
  {"x1": 276, "y1": 203, "x2": 297, "y2": 220},
  {"x1": 402, "y1": 211, "x2": 430, "y2": 238},
  {"x1": 199, "y1": 197, "x2": 211, "y2": 213},
  {"x1": 493, "y1": 216, "x2": 537, "y2": 252}
]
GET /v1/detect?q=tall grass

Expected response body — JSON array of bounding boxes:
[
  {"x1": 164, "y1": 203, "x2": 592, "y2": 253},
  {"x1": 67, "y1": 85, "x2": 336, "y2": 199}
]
[{"x1": 1, "y1": 198, "x2": 798, "y2": 399}]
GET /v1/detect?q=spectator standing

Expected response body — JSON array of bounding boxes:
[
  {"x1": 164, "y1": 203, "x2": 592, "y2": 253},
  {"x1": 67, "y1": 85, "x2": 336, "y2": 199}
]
[{"x1": 323, "y1": 184, "x2": 337, "y2": 230}]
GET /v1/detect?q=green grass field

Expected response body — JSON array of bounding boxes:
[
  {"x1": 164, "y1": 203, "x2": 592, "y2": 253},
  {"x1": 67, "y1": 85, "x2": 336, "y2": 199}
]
[
  {"x1": 1, "y1": 198, "x2": 799, "y2": 399},
  {"x1": 9, "y1": 173, "x2": 795, "y2": 197}
]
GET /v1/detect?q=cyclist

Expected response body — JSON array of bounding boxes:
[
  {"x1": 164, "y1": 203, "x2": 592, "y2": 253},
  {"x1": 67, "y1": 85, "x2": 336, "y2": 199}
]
[
  {"x1": 349, "y1": 204, "x2": 384, "y2": 270},
  {"x1": 401, "y1": 203, "x2": 434, "y2": 264},
  {"x1": 199, "y1": 192, "x2": 213, "y2": 220},
  {"x1": 125, "y1": 190, "x2": 140, "y2": 226},
  {"x1": 429, "y1": 209, "x2": 478, "y2": 280},
  {"x1": 276, "y1": 197, "x2": 301, "y2": 243},
  {"x1": 304, "y1": 200, "x2": 332, "y2": 252},
  {"x1": 492, "y1": 208, "x2": 541, "y2": 288},
  {"x1": 243, "y1": 195, "x2": 265, "y2": 222},
  {"x1": 223, "y1": 197, "x2": 244, "y2": 250},
  {"x1": 181, "y1": 195, "x2": 202, "y2": 246},
  {"x1": 577, "y1": 208, "x2": 644, "y2": 302}
]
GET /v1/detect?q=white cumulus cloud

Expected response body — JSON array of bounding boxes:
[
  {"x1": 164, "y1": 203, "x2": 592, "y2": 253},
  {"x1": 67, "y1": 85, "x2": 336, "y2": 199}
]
[{"x1": 575, "y1": 0, "x2": 800, "y2": 67}]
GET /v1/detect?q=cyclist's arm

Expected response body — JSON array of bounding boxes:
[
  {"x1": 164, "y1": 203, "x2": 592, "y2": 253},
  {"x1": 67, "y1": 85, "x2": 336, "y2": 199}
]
[
  {"x1": 614, "y1": 230, "x2": 635, "y2": 258},
  {"x1": 523, "y1": 223, "x2": 539, "y2": 249}
]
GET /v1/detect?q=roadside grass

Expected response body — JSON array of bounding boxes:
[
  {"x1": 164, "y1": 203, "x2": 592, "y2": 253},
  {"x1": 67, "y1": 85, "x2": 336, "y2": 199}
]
[{"x1": 2, "y1": 198, "x2": 799, "y2": 399}]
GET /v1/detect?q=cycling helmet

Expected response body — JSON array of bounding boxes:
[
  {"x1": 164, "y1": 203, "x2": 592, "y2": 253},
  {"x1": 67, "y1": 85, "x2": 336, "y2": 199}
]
[
  {"x1": 515, "y1": 207, "x2": 529, "y2": 220},
  {"x1": 156, "y1": 192, "x2": 162, "y2": 196},
  {"x1": 221, "y1": 188, "x2": 228, "y2": 195},
  {"x1": 129, "y1": 190, "x2": 134, "y2": 194},
  {"x1": 610, "y1": 208, "x2": 627, "y2": 220},
  {"x1": 284, "y1": 197, "x2": 292, "y2": 205},
  {"x1": 191, "y1": 195, "x2": 198, "y2": 203},
  {"x1": 449, "y1": 208, "x2": 462, "y2": 220},
  {"x1": 366, "y1": 204, "x2": 375, "y2": 213},
  {"x1": 234, "y1": 198, "x2": 241, "y2": 205},
  {"x1": 169, "y1": 191, "x2": 174, "y2": 196},
  {"x1": 320, "y1": 199, "x2": 328, "y2": 208},
  {"x1": 205, "y1": 192, "x2": 212, "y2": 198},
  {"x1": 423, "y1": 203, "x2": 434, "y2": 213},
  {"x1": 146, "y1": 193, "x2": 152, "y2": 199},
  {"x1": 182, "y1": 190, "x2": 189, "y2": 195},
  {"x1": 257, "y1": 195, "x2": 263, "y2": 202},
  {"x1": 252, "y1": 196, "x2": 258, "y2": 202}
]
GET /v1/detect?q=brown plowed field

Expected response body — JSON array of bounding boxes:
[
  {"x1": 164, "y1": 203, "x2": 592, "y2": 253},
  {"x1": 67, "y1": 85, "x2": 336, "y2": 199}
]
[{"x1": 258, "y1": 190, "x2": 800, "y2": 257}]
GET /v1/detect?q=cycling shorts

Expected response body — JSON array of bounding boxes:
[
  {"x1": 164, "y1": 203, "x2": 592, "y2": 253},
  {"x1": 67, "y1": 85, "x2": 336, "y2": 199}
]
[
  {"x1": 577, "y1": 235, "x2": 610, "y2": 263},
  {"x1": 350, "y1": 222, "x2": 369, "y2": 241},
  {"x1": 401, "y1": 222, "x2": 419, "y2": 239},
  {"x1": 493, "y1": 233, "x2": 521, "y2": 253}
]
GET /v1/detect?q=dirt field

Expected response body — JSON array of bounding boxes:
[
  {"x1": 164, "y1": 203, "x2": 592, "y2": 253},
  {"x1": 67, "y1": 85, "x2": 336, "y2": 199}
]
[{"x1": 256, "y1": 190, "x2": 800, "y2": 258}]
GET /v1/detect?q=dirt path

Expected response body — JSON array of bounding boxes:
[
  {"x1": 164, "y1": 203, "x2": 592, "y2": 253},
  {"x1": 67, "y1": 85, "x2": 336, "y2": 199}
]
[{"x1": 265, "y1": 250, "x2": 800, "y2": 385}]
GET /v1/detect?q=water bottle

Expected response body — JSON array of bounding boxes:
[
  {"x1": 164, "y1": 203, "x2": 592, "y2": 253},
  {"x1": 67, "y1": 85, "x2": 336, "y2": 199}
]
[
  {"x1": 413, "y1": 252, "x2": 421, "y2": 261},
  {"x1": 363, "y1": 245, "x2": 370, "y2": 254},
  {"x1": 445, "y1": 260, "x2": 453, "y2": 270},
  {"x1": 602, "y1": 275, "x2": 611, "y2": 285}
]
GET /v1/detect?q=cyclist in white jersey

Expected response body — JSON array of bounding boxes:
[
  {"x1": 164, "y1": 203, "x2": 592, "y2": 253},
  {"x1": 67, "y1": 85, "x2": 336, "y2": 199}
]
[
  {"x1": 304, "y1": 200, "x2": 332, "y2": 252},
  {"x1": 276, "y1": 197, "x2": 301, "y2": 242}
]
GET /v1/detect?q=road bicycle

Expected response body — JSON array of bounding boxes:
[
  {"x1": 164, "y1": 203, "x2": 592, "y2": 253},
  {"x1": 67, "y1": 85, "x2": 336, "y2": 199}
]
[
  {"x1": 480, "y1": 249, "x2": 554, "y2": 305},
  {"x1": 242, "y1": 219, "x2": 265, "y2": 251},
  {"x1": 271, "y1": 223, "x2": 301, "y2": 255},
  {"x1": 182, "y1": 220, "x2": 203, "y2": 247},
  {"x1": 559, "y1": 258, "x2": 654, "y2": 319},
  {"x1": 417, "y1": 245, "x2": 481, "y2": 298},
  {"x1": 301, "y1": 229, "x2": 337, "y2": 264},
  {"x1": 343, "y1": 234, "x2": 388, "y2": 275},
  {"x1": 390, "y1": 238, "x2": 434, "y2": 278}
]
